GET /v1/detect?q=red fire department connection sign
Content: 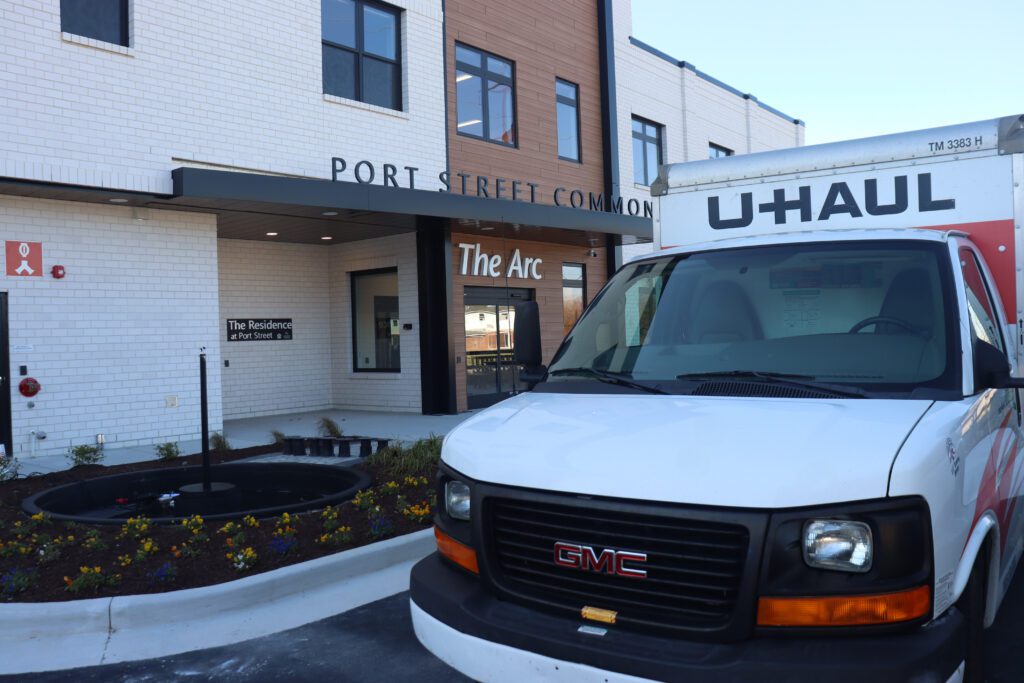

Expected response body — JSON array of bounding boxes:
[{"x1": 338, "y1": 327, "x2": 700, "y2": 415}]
[{"x1": 5, "y1": 241, "x2": 42, "y2": 277}]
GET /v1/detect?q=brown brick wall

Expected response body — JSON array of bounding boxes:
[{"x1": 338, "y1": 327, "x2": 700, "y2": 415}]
[
  {"x1": 451, "y1": 232, "x2": 606, "y2": 411},
  {"x1": 445, "y1": 0, "x2": 606, "y2": 207}
]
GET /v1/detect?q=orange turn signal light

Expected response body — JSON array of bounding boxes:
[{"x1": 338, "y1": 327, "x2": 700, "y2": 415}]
[
  {"x1": 434, "y1": 526, "x2": 478, "y2": 574},
  {"x1": 757, "y1": 585, "x2": 930, "y2": 627}
]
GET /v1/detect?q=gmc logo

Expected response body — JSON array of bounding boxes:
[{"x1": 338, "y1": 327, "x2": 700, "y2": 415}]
[{"x1": 553, "y1": 541, "x2": 648, "y2": 579}]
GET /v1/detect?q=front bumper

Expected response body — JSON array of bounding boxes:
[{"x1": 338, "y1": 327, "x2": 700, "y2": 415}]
[{"x1": 410, "y1": 553, "x2": 966, "y2": 683}]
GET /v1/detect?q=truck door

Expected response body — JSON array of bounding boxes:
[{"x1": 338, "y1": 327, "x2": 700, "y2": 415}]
[{"x1": 959, "y1": 246, "x2": 1024, "y2": 590}]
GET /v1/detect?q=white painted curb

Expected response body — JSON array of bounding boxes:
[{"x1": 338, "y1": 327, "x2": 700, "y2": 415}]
[{"x1": 0, "y1": 528, "x2": 435, "y2": 675}]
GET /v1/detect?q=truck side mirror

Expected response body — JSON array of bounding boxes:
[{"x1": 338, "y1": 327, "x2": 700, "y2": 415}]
[
  {"x1": 973, "y1": 339, "x2": 1024, "y2": 390},
  {"x1": 513, "y1": 301, "x2": 544, "y2": 371}
]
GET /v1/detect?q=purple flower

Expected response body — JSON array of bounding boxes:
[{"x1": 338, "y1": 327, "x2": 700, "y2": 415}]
[{"x1": 268, "y1": 536, "x2": 297, "y2": 555}]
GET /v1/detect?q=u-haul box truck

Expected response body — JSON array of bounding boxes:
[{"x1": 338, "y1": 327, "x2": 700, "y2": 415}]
[{"x1": 410, "y1": 115, "x2": 1024, "y2": 683}]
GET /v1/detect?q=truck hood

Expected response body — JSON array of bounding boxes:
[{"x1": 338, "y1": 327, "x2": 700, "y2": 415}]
[{"x1": 442, "y1": 392, "x2": 934, "y2": 508}]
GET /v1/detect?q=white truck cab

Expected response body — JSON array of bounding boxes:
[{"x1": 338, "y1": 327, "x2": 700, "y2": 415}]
[{"x1": 411, "y1": 115, "x2": 1024, "y2": 683}]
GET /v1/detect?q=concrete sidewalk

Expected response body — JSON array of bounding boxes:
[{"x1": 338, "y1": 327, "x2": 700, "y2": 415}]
[{"x1": 17, "y1": 408, "x2": 473, "y2": 476}]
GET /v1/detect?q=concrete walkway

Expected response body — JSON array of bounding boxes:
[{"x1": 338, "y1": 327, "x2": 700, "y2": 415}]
[{"x1": 16, "y1": 409, "x2": 473, "y2": 476}]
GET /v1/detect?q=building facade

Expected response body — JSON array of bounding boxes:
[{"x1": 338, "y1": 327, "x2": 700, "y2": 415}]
[{"x1": 0, "y1": 0, "x2": 801, "y2": 458}]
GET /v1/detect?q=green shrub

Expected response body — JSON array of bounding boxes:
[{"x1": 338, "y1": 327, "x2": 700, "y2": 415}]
[
  {"x1": 154, "y1": 442, "x2": 180, "y2": 460},
  {"x1": 67, "y1": 444, "x2": 104, "y2": 467},
  {"x1": 210, "y1": 432, "x2": 231, "y2": 452},
  {"x1": 318, "y1": 417, "x2": 343, "y2": 438},
  {"x1": 366, "y1": 435, "x2": 442, "y2": 479}
]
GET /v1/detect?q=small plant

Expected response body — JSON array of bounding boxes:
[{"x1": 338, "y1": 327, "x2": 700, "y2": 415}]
[
  {"x1": 81, "y1": 529, "x2": 106, "y2": 552},
  {"x1": 118, "y1": 516, "x2": 152, "y2": 541},
  {"x1": 227, "y1": 547, "x2": 258, "y2": 572},
  {"x1": 269, "y1": 512, "x2": 298, "y2": 555},
  {"x1": 148, "y1": 561, "x2": 178, "y2": 586},
  {"x1": 0, "y1": 456, "x2": 20, "y2": 482},
  {"x1": 317, "y1": 526, "x2": 352, "y2": 546},
  {"x1": 154, "y1": 442, "x2": 180, "y2": 460},
  {"x1": 117, "y1": 554, "x2": 133, "y2": 568},
  {"x1": 64, "y1": 566, "x2": 120, "y2": 594},
  {"x1": 403, "y1": 475, "x2": 430, "y2": 487},
  {"x1": 1, "y1": 568, "x2": 36, "y2": 599},
  {"x1": 217, "y1": 521, "x2": 246, "y2": 549},
  {"x1": 210, "y1": 432, "x2": 231, "y2": 452},
  {"x1": 381, "y1": 480, "x2": 400, "y2": 493},
  {"x1": 366, "y1": 435, "x2": 442, "y2": 479},
  {"x1": 35, "y1": 534, "x2": 65, "y2": 564},
  {"x1": 134, "y1": 537, "x2": 159, "y2": 563},
  {"x1": 180, "y1": 515, "x2": 208, "y2": 543},
  {"x1": 270, "y1": 430, "x2": 286, "y2": 445},
  {"x1": 352, "y1": 489, "x2": 376, "y2": 510},
  {"x1": 368, "y1": 506, "x2": 393, "y2": 539},
  {"x1": 67, "y1": 444, "x2": 104, "y2": 467},
  {"x1": 242, "y1": 514, "x2": 260, "y2": 529},
  {"x1": 402, "y1": 500, "x2": 433, "y2": 524},
  {"x1": 318, "y1": 417, "x2": 343, "y2": 438}
]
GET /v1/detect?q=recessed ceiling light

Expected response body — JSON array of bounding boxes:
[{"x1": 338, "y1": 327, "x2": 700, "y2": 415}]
[
  {"x1": 321, "y1": 236, "x2": 333, "y2": 240},
  {"x1": 266, "y1": 232, "x2": 278, "y2": 236},
  {"x1": 322, "y1": 211, "x2": 338, "y2": 216},
  {"x1": 109, "y1": 198, "x2": 128, "y2": 203}
]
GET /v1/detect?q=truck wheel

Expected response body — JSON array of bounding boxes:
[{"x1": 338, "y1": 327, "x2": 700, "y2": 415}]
[{"x1": 958, "y1": 547, "x2": 988, "y2": 683}]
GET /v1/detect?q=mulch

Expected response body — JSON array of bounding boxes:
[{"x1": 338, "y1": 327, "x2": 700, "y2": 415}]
[{"x1": 0, "y1": 448, "x2": 434, "y2": 602}]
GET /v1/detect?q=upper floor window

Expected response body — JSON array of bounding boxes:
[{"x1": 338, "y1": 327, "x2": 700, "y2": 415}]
[
  {"x1": 631, "y1": 117, "x2": 662, "y2": 186},
  {"x1": 709, "y1": 143, "x2": 734, "y2": 159},
  {"x1": 456, "y1": 44, "x2": 516, "y2": 147},
  {"x1": 555, "y1": 79, "x2": 580, "y2": 162},
  {"x1": 322, "y1": 0, "x2": 402, "y2": 111},
  {"x1": 61, "y1": 0, "x2": 128, "y2": 46}
]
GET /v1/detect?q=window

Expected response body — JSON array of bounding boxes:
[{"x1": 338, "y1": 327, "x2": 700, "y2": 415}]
[
  {"x1": 555, "y1": 79, "x2": 580, "y2": 162},
  {"x1": 61, "y1": 0, "x2": 128, "y2": 46},
  {"x1": 709, "y1": 143, "x2": 733, "y2": 159},
  {"x1": 631, "y1": 117, "x2": 662, "y2": 186},
  {"x1": 455, "y1": 44, "x2": 516, "y2": 146},
  {"x1": 562, "y1": 263, "x2": 586, "y2": 335},
  {"x1": 322, "y1": 0, "x2": 402, "y2": 110},
  {"x1": 960, "y1": 248, "x2": 1004, "y2": 353},
  {"x1": 352, "y1": 269, "x2": 401, "y2": 371}
]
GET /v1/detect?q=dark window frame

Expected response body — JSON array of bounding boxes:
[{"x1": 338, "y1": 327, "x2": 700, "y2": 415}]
[
  {"x1": 60, "y1": 0, "x2": 129, "y2": 47},
  {"x1": 351, "y1": 266, "x2": 402, "y2": 373},
  {"x1": 555, "y1": 78, "x2": 581, "y2": 163},
  {"x1": 322, "y1": 0, "x2": 403, "y2": 111},
  {"x1": 454, "y1": 42, "x2": 517, "y2": 148},
  {"x1": 631, "y1": 116, "x2": 663, "y2": 186},
  {"x1": 709, "y1": 142, "x2": 734, "y2": 159}
]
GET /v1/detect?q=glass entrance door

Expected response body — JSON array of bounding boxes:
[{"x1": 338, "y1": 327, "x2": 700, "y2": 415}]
[{"x1": 464, "y1": 287, "x2": 532, "y2": 409}]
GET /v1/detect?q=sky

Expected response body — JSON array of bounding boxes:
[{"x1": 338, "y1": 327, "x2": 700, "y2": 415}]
[{"x1": 630, "y1": 0, "x2": 1021, "y2": 145}]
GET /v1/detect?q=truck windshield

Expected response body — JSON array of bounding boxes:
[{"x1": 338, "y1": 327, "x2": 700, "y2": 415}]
[{"x1": 546, "y1": 240, "x2": 960, "y2": 396}]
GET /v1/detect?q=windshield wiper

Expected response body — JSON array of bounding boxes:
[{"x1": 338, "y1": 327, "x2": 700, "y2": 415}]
[
  {"x1": 549, "y1": 367, "x2": 670, "y2": 395},
  {"x1": 674, "y1": 370, "x2": 869, "y2": 398}
]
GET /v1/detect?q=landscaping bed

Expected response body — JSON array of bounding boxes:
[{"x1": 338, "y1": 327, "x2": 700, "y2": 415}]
[{"x1": 0, "y1": 438, "x2": 440, "y2": 602}]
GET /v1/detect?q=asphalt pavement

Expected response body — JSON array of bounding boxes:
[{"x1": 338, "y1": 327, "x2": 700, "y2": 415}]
[{"x1": 7, "y1": 567, "x2": 1023, "y2": 683}]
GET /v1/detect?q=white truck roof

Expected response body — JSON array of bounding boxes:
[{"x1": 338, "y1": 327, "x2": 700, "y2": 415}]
[{"x1": 652, "y1": 114, "x2": 1024, "y2": 193}]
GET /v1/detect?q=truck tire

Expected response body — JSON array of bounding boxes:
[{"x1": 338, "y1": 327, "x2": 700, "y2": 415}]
[{"x1": 958, "y1": 545, "x2": 989, "y2": 683}]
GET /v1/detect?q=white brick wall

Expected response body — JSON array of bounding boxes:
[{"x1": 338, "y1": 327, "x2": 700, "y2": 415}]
[
  {"x1": 613, "y1": 0, "x2": 805, "y2": 261},
  {"x1": 330, "y1": 233, "x2": 421, "y2": 412},
  {"x1": 218, "y1": 240, "x2": 333, "y2": 420},
  {"x1": 0, "y1": 0, "x2": 447, "y2": 194},
  {"x1": 0, "y1": 196, "x2": 223, "y2": 457}
]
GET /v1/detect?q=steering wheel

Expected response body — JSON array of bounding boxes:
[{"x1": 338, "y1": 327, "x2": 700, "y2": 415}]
[{"x1": 847, "y1": 316, "x2": 927, "y2": 337}]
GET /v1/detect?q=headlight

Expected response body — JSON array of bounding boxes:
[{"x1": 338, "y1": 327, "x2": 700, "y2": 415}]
[
  {"x1": 445, "y1": 480, "x2": 471, "y2": 521},
  {"x1": 803, "y1": 520, "x2": 873, "y2": 573}
]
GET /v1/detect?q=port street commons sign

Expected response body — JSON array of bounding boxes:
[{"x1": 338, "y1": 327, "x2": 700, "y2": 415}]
[{"x1": 331, "y1": 157, "x2": 653, "y2": 218}]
